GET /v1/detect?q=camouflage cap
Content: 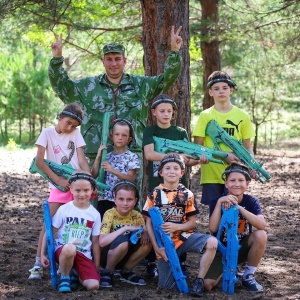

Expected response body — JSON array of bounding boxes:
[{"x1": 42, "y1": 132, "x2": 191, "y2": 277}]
[{"x1": 102, "y1": 43, "x2": 125, "y2": 55}]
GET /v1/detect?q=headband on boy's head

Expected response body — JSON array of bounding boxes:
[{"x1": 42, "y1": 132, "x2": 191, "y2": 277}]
[
  {"x1": 151, "y1": 95, "x2": 177, "y2": 111},
  {"x1": 112, "y1": 180, "x2": 139, "y2": 200},
  {"x1": 158, "y1": 156, "x2": 185, "y2": 174},
  {"x1": 207, "y1": 78, "x2": 238, "y2": 91},
  {"x1": 68, "y1": 173, "x2": 97, "y2": 189},
  {"x1": 221, "y1": 164, "x2": 251, "y2": 181},
  {"x1": 60, "y1": 110, "x2": 82, "y2": 125},
  {"x1": 109, "y1": 118, "x2": 136, "y2": 147}
]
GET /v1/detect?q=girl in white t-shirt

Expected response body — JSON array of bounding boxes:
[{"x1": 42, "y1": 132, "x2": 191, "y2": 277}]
[{"x1": 29, "y1": 103, "x2": 90, "y2": 280}]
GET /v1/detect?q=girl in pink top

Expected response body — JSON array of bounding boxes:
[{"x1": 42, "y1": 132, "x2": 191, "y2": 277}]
[{"x1": 29, "y1": 103, "x2": 90, "y2": 280}]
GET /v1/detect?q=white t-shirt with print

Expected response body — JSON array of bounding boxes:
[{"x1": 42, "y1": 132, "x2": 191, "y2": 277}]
[{"x1": 52, "y1": 201, "x2": 101, "y2": 260}]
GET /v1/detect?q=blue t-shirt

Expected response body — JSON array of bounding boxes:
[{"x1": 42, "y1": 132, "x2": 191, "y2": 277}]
[{"x1": 209, "y1": 194, "x2": 262, "y2": 243}]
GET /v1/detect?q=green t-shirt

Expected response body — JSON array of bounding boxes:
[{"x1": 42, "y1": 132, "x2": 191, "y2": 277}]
[{"x1": 143, "y1": 124, "x2": 189, "y2": 192}]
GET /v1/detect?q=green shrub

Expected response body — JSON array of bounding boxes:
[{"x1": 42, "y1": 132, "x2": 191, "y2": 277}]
[{"x1": 6, "y1": 138, "x2": 19, "y2": 151}]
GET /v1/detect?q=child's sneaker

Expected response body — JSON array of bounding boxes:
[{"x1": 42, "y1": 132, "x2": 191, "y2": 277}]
[
  {"x1": 146, "y1": 262, "x2": 158, "y2": 278},
  {"x1": 190, "y1": 277, "x2": 204, "y2": 297},
  {"x1": 113, "y1": 269, "x2": 121, "y2": 277},
  {"x1": 100, "y1": 269, "x2": 113, "y2": 288},
  {"x1": 28, "y1": 263, "x2": 43, "y2": 280},
  {"x1": 70, "y1": 268, "x2": 79, "y2": 290},
  {"x1": 57, "y1": 276, "x2": 71, "y2": 293},
  {"x1": 120, "y1": 271, "x2": 146, "y2": 286},
  {"x1": 242, "y1": 274, "x2": 263, "y2": 293}
]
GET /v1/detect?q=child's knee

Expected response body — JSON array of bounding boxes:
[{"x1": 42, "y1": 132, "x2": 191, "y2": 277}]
[
  {"x1": 83, "y1": 279, "x2": 99, "y2": 290},
  {"x1": 204, "y1": 278, "x2": 217, "y2": 291},
  {"x1": 61, "y1": 243, "x2": 77, "y2": 256},
  {"x1": 206, "y1": 236, "x2": 218, "y2": 250},
  {"x1": 251, "y1": 230, "x2": 267, "y2": 246}
]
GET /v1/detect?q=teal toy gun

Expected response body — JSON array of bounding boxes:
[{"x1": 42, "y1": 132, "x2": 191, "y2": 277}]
[
  {"x1": 153, "y1": 136, "x2": 228, "y2": 164},
  {"x1": 206, "y1": 120, "x2": 271, "y2": 183},
  {"x1": 29, "y1": 157, "x2": 110, "y2": 192},
  {"x1": 217, "y1": 206, "x2": 240, "y2": 295},
  {"x1": 148, "y1": 207, "x2": 189, "y2": 294},
  {"x1": 43, "y1": 200, "x2": 57, "y2": 288},
  {"x1": 97, "y1": 112, "x2": 111, "y2": 188},
  {"x1": 130, "y1": 226, "x2": 144, "y2": 244}
]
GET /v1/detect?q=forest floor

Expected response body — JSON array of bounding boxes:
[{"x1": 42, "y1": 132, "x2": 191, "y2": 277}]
[{"x1": 0, "y1": 144, "x2": 299, "y2": 300}]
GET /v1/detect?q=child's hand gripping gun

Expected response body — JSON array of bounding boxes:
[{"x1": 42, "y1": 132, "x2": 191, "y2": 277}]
[
  {"x1": 29, "y1": 158, "x2": 110, "y2": 192},
  {"x1": 148, "y1": 207, "x2": 189, "y2": 294},
  {"x1": 43, "y1": 200, "x2": 57, "y2": 288},
  {"x1": 205, "y1": 120, "x2": 271, "y2": 183},
  {"x1": 153, "y1": 136, "x2": 228, "y2": 164},
  {"x1": 217, "y1": 205, "x2": 241, "y2": 295}
]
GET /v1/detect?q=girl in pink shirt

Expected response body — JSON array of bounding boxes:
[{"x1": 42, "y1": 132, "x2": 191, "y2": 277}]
[{"x1": 29, "y1": 103, "x2": 90, "y2": 280}]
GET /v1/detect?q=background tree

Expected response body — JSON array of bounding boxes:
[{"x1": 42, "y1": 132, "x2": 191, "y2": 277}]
[{"x1": 198, "y1": 0, "x2": 220, "y2": 110}]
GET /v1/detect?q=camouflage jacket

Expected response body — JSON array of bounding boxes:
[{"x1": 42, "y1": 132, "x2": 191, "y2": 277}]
[{"x1": 48, "y1": 52, "x2": 182, "y2": 158}]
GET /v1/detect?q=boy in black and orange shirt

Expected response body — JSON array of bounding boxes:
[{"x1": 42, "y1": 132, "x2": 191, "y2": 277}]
[{"x1": 142, "y1": 153, "x2": 217, "y2": 297}]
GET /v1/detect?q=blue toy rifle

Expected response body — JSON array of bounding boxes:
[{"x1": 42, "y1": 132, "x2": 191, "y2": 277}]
[
  {"x1": 130, "y1": 226, "x2": 144, "y2": 244},
  {"x1": 205, "y1": 120, "x2": 271, "y2": 183},
  {"x1": 148, "y1": 207, "x2": 189, "y2": 294},
  {"x1": 217, "y1": 205, "x2": 241, "y2": 295},
  {"x1": 43, "y1": 200, "x2": 57, "y2": 288},
  {"x1": 153, "y1": 136, "x2": 228, "y2": 164}
]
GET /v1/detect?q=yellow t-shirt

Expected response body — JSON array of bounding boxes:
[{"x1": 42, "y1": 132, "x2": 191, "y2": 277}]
[
  {"x1": 100, "y1": 207, "x2": 145, "y2": 234},
  {"x1": 192, "y1": 105, "x2": 255, "y2": 184}
]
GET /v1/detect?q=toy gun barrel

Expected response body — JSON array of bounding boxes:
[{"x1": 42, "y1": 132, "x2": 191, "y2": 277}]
[
  {"x1": 217, "y1": 206, "x2": 240, "y2": 295},
  {"x1": 130, "y1": 226, "x2": 144, "y2": 244},
  {"x1": 153, "y1": 136, "x2": 227, "y2": 165},
  {"x1": 148, "y1": 207, "x2": 189, "y2": 294},
  {"x1": 206, "y1": 120, "x2": 271, "y2": 183},
  {"x1": 29, "y1": 157, "x2": 110, "y2": 191},
  {"x1": 43, "y1": 200, "x2": 57, "y2": 288},
  {"x1": 97, "y1": 112, "x2": 111, "y2": 187}
]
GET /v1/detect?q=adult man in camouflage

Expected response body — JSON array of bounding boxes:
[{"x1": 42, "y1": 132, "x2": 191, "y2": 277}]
[{"x1": 48, "y1": 26, "x2": 183, "y2": 161}]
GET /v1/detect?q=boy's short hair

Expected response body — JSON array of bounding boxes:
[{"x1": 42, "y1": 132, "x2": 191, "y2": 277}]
[
  {"x1": 151, "y1": 94, "x2": 177, "y2": 111},
  {"x1": 109, "y1": 119, "x2": 136, "y2": 147},
  {"x1": 222, "y1": 162, "x2": 251, "y2": 181},
  {"x1": 207, "y1": 71, "x2": 237, "y2": 90},
  {"x1": 59, "y1": 103, "x2": 83, "y2": 125},
  {"x1": 69, "y1": 170, "x2": 97, "y2": 189},
  {"x1": 112, "y1": 180, "x2": 139, "y2": 201},
  {"x1": 158, "y1": 153, "x2": 185, "y2": 174}
]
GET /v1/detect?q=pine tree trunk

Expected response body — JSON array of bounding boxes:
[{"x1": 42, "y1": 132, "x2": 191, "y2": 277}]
[
  {"x1": 140, "y1": 0, "x2": 190, "y2": 198},
  {"x1": 200, "y1": 0, "x2": 221, "y2": 109}
]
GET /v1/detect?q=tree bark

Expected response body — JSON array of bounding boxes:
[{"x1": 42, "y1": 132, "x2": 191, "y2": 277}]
[
  {"x1": 140, "y1": 0, "x2": 190, "y2": 197},
  {"x1": 199, "y1": 0, "x2": 221, "y2": 109}
]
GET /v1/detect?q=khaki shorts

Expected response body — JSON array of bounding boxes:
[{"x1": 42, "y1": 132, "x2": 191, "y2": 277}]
[{"x1": 205, "y1": 235, "x2": 250, "y2": 280}]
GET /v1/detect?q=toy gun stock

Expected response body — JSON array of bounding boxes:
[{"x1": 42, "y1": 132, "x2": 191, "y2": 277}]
[
  {"x1": 217, "y1": 206, "x2": 240, "y2": 295},
  {"x1": 206, "y1": 120, "x2": 271, "y2": 183},
  {"x1": 43, "y1": 200, "x2": 57, "y2": 288},
  {"x1": 153, "y1": 136, "x2": 227, "y2": 165},
  {"x1": 148, "y1": 207, "x2": 189, "y2": 294},
  {"x1": 130, "y1": 226, "x2": 144, "y2": 244},
  {"x1": 29, "y1": 157, "x2": 110, "y2": 192}
]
